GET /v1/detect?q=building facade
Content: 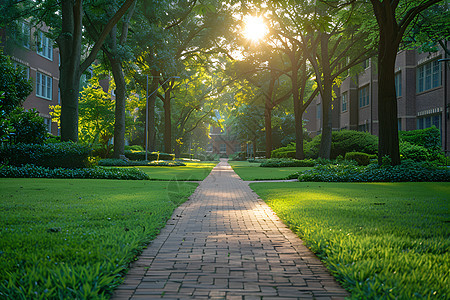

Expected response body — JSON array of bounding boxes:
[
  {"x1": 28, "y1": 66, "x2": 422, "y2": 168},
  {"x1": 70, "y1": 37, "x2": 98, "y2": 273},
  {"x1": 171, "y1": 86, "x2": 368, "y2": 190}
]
[
  {"x1": 1, "y1": 21, "x2": 60, "y2": 136},
  {"x1": 304, "y1": 43, "x2": 450, "y2": 153},
  {"x1": 207, "y1": 126, "x2": 242, "y2": 156}
]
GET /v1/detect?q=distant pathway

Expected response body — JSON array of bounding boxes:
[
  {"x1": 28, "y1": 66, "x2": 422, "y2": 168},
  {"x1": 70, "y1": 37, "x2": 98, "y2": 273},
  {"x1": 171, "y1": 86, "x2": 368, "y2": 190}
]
[{"x1": 112, "y1": 159, "x2": 349, "y2": 299}]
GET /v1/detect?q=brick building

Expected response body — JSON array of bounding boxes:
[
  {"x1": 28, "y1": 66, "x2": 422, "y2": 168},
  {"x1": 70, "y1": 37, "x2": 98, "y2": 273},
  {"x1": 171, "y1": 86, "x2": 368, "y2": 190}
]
[
  {"x1": 304, "y1": 43, "x2": 450, "y2": 153},
  {"x1": 1, "y1": 21, "x2": 60, "y2": 136},
  {"x1": 207, "y1": 126, "x2": 242, "y2": 156}
]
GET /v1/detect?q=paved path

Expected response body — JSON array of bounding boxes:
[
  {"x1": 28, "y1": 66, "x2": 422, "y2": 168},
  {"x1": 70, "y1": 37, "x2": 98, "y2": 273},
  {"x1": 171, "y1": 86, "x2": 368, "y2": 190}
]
[{"x1": 112, "y1": 159, "x2": 349, "y2": 299}]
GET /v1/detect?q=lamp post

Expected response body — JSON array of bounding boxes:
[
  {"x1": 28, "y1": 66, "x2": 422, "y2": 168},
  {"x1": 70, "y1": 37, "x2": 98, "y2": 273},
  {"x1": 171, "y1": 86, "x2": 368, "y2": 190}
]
[
  {"x1": 438, "y1": 58, "x2": 449, "y2": 158},
  {"x1": 145, "y1": 75, "x2": 180, "y2": 161}
]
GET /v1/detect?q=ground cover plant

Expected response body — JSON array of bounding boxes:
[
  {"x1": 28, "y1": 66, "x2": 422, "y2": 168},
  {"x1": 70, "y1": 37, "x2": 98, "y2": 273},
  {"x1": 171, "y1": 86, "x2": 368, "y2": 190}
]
[
  {"x1": 229, "y1": 160, "x2": 312, "y2": 180},
  {"x1": 98, "y1": 158, "x2": 186, "y2": 167},
  {"x1": 294, "y1": 160, "x2": 450, "y2": 182},
  {"x1": 250, "y1": 182, "x2": 450, "y2": 299},
  {"x1": 132, "y1": 161, "x2": 217, "y2": 181},
  {"x1": 0, "y1": 178, "x2": 198, "y2": 299},
  {"x1": 0, "y1": 164, "x2": 149, "y2": 180}
]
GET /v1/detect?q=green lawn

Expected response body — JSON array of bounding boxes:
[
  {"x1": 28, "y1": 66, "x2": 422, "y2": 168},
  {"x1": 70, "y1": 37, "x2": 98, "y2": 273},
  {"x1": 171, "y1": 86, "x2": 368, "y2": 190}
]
[
  {"x1": 250, "y1": 182, "x2": 450, "y2": 299},
  {"x1": 229, "y1": 160, "x2": 311, "y2": 180},
  {"x1": 0, "y1": 178, "x2": 198, "y2": 299},
  {"x1": 133, "y1": 161, "x2": 217, "y2": 181}
]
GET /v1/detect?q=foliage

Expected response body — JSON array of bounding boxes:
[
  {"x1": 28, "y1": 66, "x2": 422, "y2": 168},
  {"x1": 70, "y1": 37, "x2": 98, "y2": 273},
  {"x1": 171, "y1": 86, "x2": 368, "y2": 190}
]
[
  {"x1": 0, "y1": 179, "x2": 197, "y2": 299},
  {"x1": 123, "y1": 150, "x2": 175, "y2": 161},
  {"x1": 305, "y1": 130, "x2": 378, "y2": 159},
  {"x1": 399, "y1": 126, "x2": 441, "y2": 150},
  {"x1": 9, "y1": 108, "x2": 48, "y2": 144},
  {"x1": 251, "y1": 182, "x2": 450, "y2": 299},
  {"x1": 344, "y1": 152, "x2": 371, "y2": 166},
  {"x1": 260, "y1": 158, "x2": 316, "y2": 168},
  {"x1": 271, "y1": 143, "x2": 296, "y2": 158},
  {"x1": 98, "y1": 159, "x2": 186, "y2": 167},
  {"x1": 399, "y1": 141, "x2": 433, "y2": 162},
  {"x1": 0, "y1": 164, "x2": 149, "y2": 180},
  {"x1": 0, "y1": 143, "x2": 91, "y2": 169},
  {"x1": 229, "y1": 160, "x2": 313, "y2": 181},
  {"x1": 0, "y1": 52, "x2": 32, "y2": 115},
  {"x1": 296, "y1": 160, "x2": 449, "y2": 182},
  {"x1": 0, "y1": 52, "x2": 33, "y2": 140},
  {"x1": 125, "y1": 145, "x2": 144, "y2": 151}
]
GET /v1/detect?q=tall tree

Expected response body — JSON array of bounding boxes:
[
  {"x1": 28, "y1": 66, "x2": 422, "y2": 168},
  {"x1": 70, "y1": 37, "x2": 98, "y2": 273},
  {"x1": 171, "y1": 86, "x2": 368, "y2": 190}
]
[{"x1": 368, "y1": 0, "x2": 442, "y2": 165}]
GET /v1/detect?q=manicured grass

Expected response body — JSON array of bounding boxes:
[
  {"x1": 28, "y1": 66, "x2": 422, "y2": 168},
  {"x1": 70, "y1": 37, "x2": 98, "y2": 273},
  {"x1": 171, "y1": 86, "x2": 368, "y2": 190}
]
[
  {"x1": 250, "y1": 182, "x2": 450, "y2": 299},
  {"x1": 0, "y1": 178, "x2": 198, "y2": 299},
  {"x1": 229, "y1": 160, "x2": 312, "y2": 180},
  {"x1": 131, "y1": 161, "x2": 217, "y2": 181}
]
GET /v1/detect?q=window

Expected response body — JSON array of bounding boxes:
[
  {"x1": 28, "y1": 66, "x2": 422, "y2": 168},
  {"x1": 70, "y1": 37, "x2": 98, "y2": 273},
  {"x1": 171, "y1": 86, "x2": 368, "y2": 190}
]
[
  {"x1": 220, "y1": 143, "x2": 226, "y2": 153},
  {"x1": 19, "y1": 21, "x2": 30, "y2": 48},
  {"x1": 398, "y1": 118, "x2": 402, "y2": 131},
  {"x1": 13, "y1": 62, "x2": 30, "y2": 80},
  {"x1": 362, "y1": 58, "x2": 370, "y2": 69},
  {"x1": 395, "y1": 72, "x2": 402, "y2": 98},
  {"x1": 417, "y1": 60, "x2": 440, "y2": 93},
  {"x1": 43, "y1": 117, "x2": 52, "y2": 133},
  {"x1": 234, "y1": 144, "x2": 241, "y2": 153},
  {"x1": 341, "y1": 92, "x2": 348, "y2": 112},
  {"x1": 37, "y1": 30, "x2": 53, "y2": 60},
  {"x1": 358, "y1": 86, "x2": 369, "y2": 107},
  {"x1": 36, "y1": 72, "x2": 52, "y2": 100},
  {"x1": 358, "y1": 123, "x2": 369, "y2": 132},
  {"x1": 206, "y1": 144, "x2": 213, "y2": 152},
  {"x1": 317, "y1": 103, "x2": 321, "y2": 119},
  {"x1": 417, "y1": 114, "x2": 441, "y2": 130}
]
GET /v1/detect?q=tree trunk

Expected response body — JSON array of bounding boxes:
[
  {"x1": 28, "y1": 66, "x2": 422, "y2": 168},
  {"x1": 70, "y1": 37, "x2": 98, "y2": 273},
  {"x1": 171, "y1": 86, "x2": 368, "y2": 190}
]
[
  {"x1": 318, "y1": 78, "x2": 333, "y2": 159},
  {"x1": 163, "y1": 86, "x2": 172, "y2": 153},
  {"x1": 148, "y1": 74, "x2": 159, "y2": 152},
  {"x1": 377, "y1": 38, "x2": 400, "y2": 165},
  {"x1": 292, "y1": 68, "x2": 305, "y2": 160},
  {"x1": 264, "y1": 105, "x2": 272, "y2": 158},
  {"x1": 58, "y1": 0, "x2": 83, "y2": 142},
  {"x1": 318, "y1": 34, "x2": 334, "y2": 159},
  {"x1": 174, "y1": 141, "x2": 181, "y2": 158},
  {"x1": 110, "y1": 57, "x2": 126, "y2": 158}
]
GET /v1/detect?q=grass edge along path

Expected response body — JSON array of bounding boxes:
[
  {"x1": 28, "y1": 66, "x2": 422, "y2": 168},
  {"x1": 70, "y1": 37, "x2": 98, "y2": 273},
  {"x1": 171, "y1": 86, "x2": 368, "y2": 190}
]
[
  {"x1": 132, "y1": 161, "x2": 218, "y2": 181},
  {"x1": 0, "y1": 178, "x2": 198, "y2": 299},
  {"x1": 228, "y1": 160, "x2": 312, "y2": 180},
  {"x1": 250, "y1": 182, "x2": 450, "y2": 299}
]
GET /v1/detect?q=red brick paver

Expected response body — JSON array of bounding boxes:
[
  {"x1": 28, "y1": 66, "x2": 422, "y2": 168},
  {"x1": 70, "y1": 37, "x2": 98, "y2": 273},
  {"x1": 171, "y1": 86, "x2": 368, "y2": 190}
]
[{"x1": 112, "y1": 159, "x2": 349, "y2": 299}]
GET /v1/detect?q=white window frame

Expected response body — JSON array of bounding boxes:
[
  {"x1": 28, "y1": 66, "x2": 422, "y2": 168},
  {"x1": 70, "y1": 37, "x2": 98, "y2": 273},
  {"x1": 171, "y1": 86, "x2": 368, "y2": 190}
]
[
  {"x1": 417, "y1": 60, "x2": 441, "y2": 93},
  {"x1": 395, "y1": 72, "x2": 402, "y2": 98},
  {"x1": 341, "y1": 92, "x2": 348, "y2": 112},
  {"x1": 19, "y1": 21, "x2": 31, "y2": 48},
  {"x1": 220, "y1": 143, "x2": 226, "y2": 153},
  {"x1": 358, "y1": 86, "x2": 369, "y2": 108},
  {"x1": 13, "y1": 62, "x2": 30, "y2": 80},
  {"x1": 37, "y1": 30, "x2": 53, "y2": 61},
  {"x1": 36, "y1": 72, "x2": 52, "y2": 100}
]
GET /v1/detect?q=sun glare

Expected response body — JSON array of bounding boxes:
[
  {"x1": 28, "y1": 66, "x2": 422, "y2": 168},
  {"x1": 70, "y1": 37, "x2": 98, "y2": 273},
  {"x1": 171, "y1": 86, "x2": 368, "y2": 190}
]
[{"x1": 243, "y1": 16, "x2": 267, "y2": 42}]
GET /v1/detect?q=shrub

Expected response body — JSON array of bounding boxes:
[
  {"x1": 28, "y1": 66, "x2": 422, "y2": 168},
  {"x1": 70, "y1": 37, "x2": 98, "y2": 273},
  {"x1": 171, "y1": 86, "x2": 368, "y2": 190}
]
[
  {"x1": 260, "y1": 158, "x2": 316, "y2": 168},
  {"x1": 123, "y1": 150, "x2": 175, "y2": 161},
  {"x1": 399, "y1": 141, "x2": 431, "y2": 162},
  {"x1": 9, "y1": 108, "x2": 49, "y2": 144},
  {"x1": 305, "y1": 130, "x2": 378, "y2": 159},
  {"x1": 98, "y1": 158, "x2": 186, "y2": 167},
  {"x1": 0, "y1": 164, "x2": 149, "y2": 180},
  {"x1": 399, "y1": 126, "x2": 441, "y2": 151},
  {"x1": 296, "y1": 160, "x2": 449, "y2": 182},
  {"x1": 272, "y1": 143, "x2": 296, "y2": 158},
  {"x1": 0, "y1": 143, "x2": 91, "y2": 168},
  {"x1": 125, "y1": 145, "x2": 144, "y2": 151},
  {"x1": 345, "y1": 152, "x2": 371, "y2": 166}
]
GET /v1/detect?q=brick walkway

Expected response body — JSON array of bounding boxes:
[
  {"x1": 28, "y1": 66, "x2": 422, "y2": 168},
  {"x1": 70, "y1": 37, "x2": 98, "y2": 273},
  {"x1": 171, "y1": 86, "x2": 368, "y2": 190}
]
[{"x1": 112, "y1": 159, "x2": 349, "y2": 299}]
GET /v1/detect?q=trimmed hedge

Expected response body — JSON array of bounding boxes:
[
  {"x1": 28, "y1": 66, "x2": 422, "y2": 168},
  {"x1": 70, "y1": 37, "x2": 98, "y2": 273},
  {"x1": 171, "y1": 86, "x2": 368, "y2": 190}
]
[
  {"x1": 399, "y1": 126, "x2": 441, "y2": 151},
  {"x1": 98, "y1": 158, "x2": 186, "y2": 167},
  {"x1": 260, "y1": 158, "x2": 316, "y2": 168},
  {"x1": 272, "y1": 143, "x2": 295, "y2": 158},
  {"x1": 0, "y1": 164, "x2": 149, "y2": 180},
  {"x1": 296, "y1": 160, "x2": 449, "y2": 182},
  {"x1": 345, "y1": 152, "x2": 371, "y2": 166},
  {"x1": 123, "y1": 150, "x2": 175, "y2": 161},
  {"x1": 0, "y1": 143, "x2": 91, "y2": 168},
  {"x1": 305, "y1": 130, "x2": 378, "y2": 159}
]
